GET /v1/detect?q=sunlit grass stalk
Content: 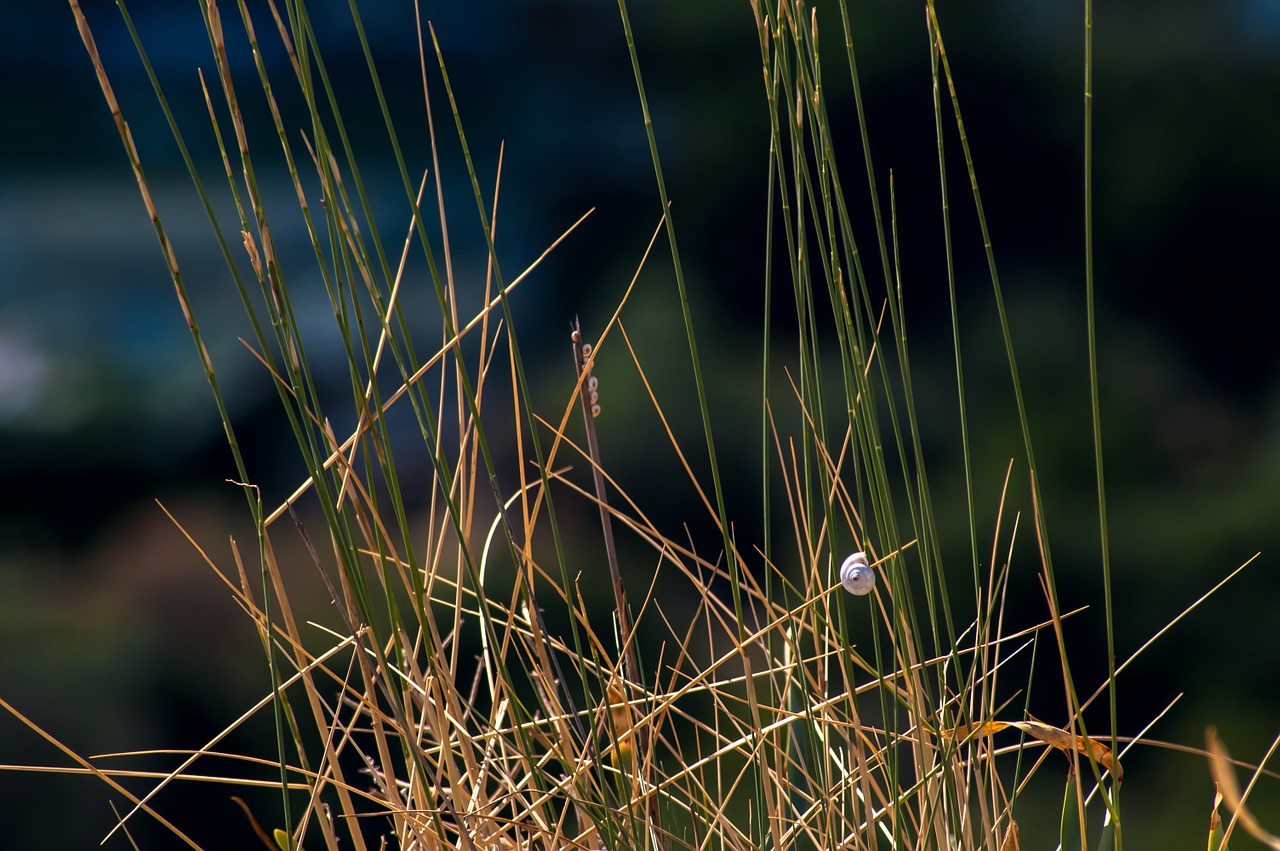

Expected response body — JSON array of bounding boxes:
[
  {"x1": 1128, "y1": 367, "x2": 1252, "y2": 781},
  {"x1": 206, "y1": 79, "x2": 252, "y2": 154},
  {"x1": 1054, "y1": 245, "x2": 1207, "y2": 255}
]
[
  {"x1": 68, "y1": 1, "x2": 310, "y2": 842},
  {"x1": 616, "y1": 1, "x2": 794, "y2": 847},
  {"x1": 612, "y1": 0, "x2": 746, "y2": 627},
  {"x1": 1083, "y1": 0, "x2": 1123, "y2": 834},
  {"x1": 758, "y1": 1, "x2": 961, "y2": 843},
  {"x1": 195, "y1": 4, "x2": 445, "y2": 841},
  {"x1": 926, "y1": 1, "x2": 1124, "y2": 843}
]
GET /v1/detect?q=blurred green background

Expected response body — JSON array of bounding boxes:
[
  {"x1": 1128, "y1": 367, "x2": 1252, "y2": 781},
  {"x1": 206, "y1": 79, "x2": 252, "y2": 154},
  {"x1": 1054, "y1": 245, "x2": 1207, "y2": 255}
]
[{"x1": 2, "y1": 1, "x2": 1278, "y2": 846}]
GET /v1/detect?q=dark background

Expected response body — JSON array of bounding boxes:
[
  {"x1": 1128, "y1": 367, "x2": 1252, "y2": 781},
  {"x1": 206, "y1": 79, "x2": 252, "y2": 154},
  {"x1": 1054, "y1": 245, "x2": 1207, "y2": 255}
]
[{"x1": 3, "y1": 1, "x2": 1279, "y2": 847}]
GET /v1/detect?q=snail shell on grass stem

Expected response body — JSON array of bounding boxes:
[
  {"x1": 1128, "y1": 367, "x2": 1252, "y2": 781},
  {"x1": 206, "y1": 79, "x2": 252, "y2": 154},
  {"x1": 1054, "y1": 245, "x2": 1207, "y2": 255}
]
[{"x1": 840, "y1": 551, "x2": 875, "y2": 596}]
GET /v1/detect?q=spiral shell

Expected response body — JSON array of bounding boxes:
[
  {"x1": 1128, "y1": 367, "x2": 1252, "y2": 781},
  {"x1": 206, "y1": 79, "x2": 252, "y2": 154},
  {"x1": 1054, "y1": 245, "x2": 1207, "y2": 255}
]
[{"x1": 839, "y1": 551, "x2": 875, "y2": 596}]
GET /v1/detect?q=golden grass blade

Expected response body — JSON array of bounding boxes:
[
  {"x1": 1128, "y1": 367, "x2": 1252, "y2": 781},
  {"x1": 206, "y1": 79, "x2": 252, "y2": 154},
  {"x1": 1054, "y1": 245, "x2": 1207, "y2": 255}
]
[{"x1": 0, "y1": 695, "x2": 203, "y2": 849}]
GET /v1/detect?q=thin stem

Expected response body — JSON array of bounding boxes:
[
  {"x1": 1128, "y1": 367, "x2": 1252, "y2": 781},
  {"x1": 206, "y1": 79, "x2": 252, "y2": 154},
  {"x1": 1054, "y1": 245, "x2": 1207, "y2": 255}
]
[{"x1": 1084, "y1": 0, "x2": 1122, "y2": 841}]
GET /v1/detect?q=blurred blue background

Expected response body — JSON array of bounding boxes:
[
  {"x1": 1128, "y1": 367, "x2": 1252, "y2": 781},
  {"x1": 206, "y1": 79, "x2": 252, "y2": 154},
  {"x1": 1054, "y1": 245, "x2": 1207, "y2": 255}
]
[{"x1": 3, "y1": 0, "x2": 1280, "y2": 846}]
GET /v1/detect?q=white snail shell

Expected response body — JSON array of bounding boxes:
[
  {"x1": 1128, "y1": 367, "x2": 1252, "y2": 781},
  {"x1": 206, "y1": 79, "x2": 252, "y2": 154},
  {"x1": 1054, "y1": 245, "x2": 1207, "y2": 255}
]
[{"x1": 840, "y1": 551, "x2": 875, "y2": 596}]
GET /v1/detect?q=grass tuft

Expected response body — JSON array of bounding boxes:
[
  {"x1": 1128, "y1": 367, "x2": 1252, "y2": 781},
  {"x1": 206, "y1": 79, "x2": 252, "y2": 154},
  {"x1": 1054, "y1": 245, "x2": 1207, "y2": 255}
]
[{"x1": 6, "y1": 0, "x2": 1266, "y2": 848}]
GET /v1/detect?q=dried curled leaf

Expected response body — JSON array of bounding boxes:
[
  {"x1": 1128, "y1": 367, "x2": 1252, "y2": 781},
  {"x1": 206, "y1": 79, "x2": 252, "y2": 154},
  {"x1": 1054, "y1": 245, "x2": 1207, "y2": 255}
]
[
  {"x1": 942, "y1": 719, "x2": 1122, "y2": 781},
  {"x1": 999, "y1": 821, "x2": 1019, "y2": 851}
]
